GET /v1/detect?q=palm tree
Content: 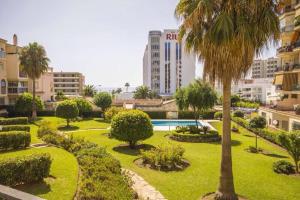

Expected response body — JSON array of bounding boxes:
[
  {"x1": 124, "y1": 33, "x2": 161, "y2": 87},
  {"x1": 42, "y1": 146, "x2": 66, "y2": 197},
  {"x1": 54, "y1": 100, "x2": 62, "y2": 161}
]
[
  {"x1": 176, "y1": 1, "x2": 280, "y2": 199},
  {"x1": 19, "y1": 42, "x2": 50, "y2": 120},
  {"x1": 84, "y1": 85, "x2": 96, "y2": 97},
  {"x1": 125, "y1": 82, "x2": 130, "y2": 92}
]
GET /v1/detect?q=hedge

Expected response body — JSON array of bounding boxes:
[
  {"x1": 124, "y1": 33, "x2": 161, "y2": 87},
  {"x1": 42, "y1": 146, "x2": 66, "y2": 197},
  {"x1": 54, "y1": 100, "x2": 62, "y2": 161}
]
[
  {"x1": 0, "y1": 131, "x2": 31, "y2": 150},
  {"x1": 231, "y1": 116, "x2": 286, "y2": 146},
  {"x1": 178, "y1": 110, "x2": 216, "y2": 119},
  {"x1": 170, "y1": 130, "x2": 221, "y2": 143},
  {"x1": 144, "y1": 111, "x2": 166, "y2": 119},
  {"x1": 0, "y1": 117, "x2": 28, "y2": 125},
  {"x1": 0, "y1": 153, "x2": 51, "y2": 186},
  {"x1": 0, "y1": 125, "x2": 30, "y2": 132},
  {"x1": 41, "y1": 133, "x2": 134, "y2": 199}
]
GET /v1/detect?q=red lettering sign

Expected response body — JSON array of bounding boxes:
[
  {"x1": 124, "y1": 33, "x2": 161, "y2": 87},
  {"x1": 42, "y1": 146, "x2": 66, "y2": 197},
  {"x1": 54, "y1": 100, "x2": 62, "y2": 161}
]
[{"x1": 166, "y1": 33, "x2": 177, "y2": 40}]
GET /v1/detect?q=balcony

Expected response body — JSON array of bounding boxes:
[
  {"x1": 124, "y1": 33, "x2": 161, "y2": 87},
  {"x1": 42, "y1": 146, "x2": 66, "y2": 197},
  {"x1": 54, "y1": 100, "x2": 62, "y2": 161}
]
[
  {"x1": 281, "y1": 4, "x2": 296, "y2": 15},
  {"x1": 281, "y1": 25, "x2": 294, "y2": 32},
  {"x1": 293, "y1": 84, "x2": 300, "y2": 91},
  {"x1": 277, "y1": 45, "x2": 293, "y2": 54},
  {"x1": 8, "y1": 87, "x2": 28, "y2": 94}
]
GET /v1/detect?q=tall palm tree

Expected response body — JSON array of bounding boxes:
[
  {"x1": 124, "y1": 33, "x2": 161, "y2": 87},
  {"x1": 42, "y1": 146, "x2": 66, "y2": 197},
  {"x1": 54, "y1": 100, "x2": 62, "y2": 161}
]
[
  {"x1": 176, "y1": 1, "x2": 280, "y2": 199},
  {"x1": 19, "y1": 42, "x2": 50, "y2": 120},
  {"x1": 84, "y1": 85, "x2": 96, "y2": 97},
  {"x1": 125, "y1": 82, "x2": 130, "y2": 92}
]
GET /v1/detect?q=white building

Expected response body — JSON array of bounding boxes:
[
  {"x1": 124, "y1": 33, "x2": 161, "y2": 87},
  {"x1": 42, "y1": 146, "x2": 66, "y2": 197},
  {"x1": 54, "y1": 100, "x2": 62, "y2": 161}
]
[
  {"x1": 250, "y1": 57, "x2": 279, "y2": 79},
  {"x1": 232, "y1": 78, "x2": 277, "y2": 104},
  {"x1": 143, "y1": 30, "x2": 196, "y2": 95}
]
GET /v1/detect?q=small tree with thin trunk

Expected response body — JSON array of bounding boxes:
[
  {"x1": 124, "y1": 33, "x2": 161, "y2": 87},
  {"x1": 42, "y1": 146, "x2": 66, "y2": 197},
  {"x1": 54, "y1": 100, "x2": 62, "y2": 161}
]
[
  {"x1": 111, "y1": 110, "x2": 153, "y2": 149},
  {"x1": 125, "y1": 82, "x2": 130, "y2": 92},
  {"x1": 19, "y1": 42, "x2": 49, "y2": 120},
  {"x1": 93, "y1": 92, "x2": 112, "y2": 117},
  {"x1": 56, "y1": 100, "x2": 79, "y2": 127},
  {"x1": 249, "y1": 116, "x2": 267, "y2": 151},
  {"x1": 278, "y1": 132, "x2": 300, "y2": 173}
]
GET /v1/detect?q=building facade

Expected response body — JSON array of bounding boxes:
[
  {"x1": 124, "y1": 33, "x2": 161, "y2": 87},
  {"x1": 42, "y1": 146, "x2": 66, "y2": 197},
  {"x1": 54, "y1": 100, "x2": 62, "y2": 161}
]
[
  {"x1": 53, "y1": 72, "x2": 85, "y2": 96},
  {"x1": 250, "y1": 57, "x2": 279, "y2": 79},
  {"x1": 143, "y1": 30, "x2": 196, "y2": 95},
  {"x1": 259, "y1": 1, "x2": 300, "y2": 131}
]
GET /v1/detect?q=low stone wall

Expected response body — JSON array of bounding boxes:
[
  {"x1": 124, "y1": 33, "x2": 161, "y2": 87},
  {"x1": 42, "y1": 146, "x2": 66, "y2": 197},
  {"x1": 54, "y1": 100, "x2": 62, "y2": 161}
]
[{"x1": 0, "y1": 184, "x2": 45, "y2": 200}]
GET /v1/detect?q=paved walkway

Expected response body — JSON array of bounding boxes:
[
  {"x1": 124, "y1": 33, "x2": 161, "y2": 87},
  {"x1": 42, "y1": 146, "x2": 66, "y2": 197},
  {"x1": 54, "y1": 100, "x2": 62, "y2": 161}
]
[{"x1": 123, "y1": 169, "x2": 167, "y2": 200}]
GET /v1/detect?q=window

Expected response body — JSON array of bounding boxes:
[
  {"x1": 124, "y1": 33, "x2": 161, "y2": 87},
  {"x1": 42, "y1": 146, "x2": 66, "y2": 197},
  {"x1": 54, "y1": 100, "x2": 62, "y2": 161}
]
[
  {"x1": 1, "y1": 79, "x2": 6, "y2": 94},
  {"x1": 292, "y1": 94, "x2": 298, "y2": 99},
  {"x1": 292, "y1": 121, "x2": 300, "y2": 130}
]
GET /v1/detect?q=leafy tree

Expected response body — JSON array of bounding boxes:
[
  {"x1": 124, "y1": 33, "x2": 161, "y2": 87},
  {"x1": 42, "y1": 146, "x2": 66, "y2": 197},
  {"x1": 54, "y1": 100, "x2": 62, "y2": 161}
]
[
  {"x1": 125, "y1": 82, "x2": 130, "y2": 92},
  {"x1": 15, "y1": 93, "x2": 44, "y2": 116},
  {"x1": 111, "y1": 110, "x2": 153, "y2": 148},
  {"x1": 249, "y1": 116, "x2": 267, "y2": 151},
  {"x1": 105, "y1": 106, "x2": 126, "y2": 121},
  {"x1": 176, "y1": 0, "x2": 279, "y2": 199},
  {"x1": 175, "y1": 80, "x2": 217, "y2": 128},
  {"x1": 93, "y1": 92, "x2": 112, "y2": 114},
  {"x1": 116, "y1": 88, "x2": 122, "y2": 94},
  {"x1": 148, "y1": 90, "x2": 161, "y2": 99},
  {"x1": 214, "y1": 111, "x2": 223, "y2": 121},
  {"x1": 19, "y1": 42, "x2": 50, "y2": 120},
  {"x1": 133, "y1": 86, "x2": 150, "y2": 99},
  {"x1": 73, "y1": 98, "x2": 93, "y2": 117},
  {"x1": 84, "y1": 85, "x2": 96, "y2": 97},
  {"x1": 56, "y1": 100, "x2": 79, "y2": 127},
  {"x1": 55, "y1": 91, "x2": 67, "y2": 101},
  {"x1": 278, "y1": 132, "x2": 300, "y2": 173}
]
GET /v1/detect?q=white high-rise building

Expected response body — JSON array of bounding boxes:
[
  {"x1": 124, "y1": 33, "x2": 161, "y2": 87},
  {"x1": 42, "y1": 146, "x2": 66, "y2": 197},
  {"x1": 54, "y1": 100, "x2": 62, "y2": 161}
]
[{"x1": 143, "y1": 30, "x2": 196, "y2": 95}]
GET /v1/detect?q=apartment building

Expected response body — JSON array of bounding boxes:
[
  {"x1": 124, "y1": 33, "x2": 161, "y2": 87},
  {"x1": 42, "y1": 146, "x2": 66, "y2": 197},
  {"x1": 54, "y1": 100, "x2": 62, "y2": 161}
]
[
  {"x1": 0, "y1": 34, "x2": 55, "y2": 105},
  {"x1": 259, "y1": 0, "x2": 300, "y2": 131},
  {"x1": 250, "y1": 58, "x2": 279, "y2": 79},
  {"x1": 143, "y1": 30, "x2": 196, "y2": 95},
  {"x1": 53, "y1": 72, "x2": 85, "y2": 96}
]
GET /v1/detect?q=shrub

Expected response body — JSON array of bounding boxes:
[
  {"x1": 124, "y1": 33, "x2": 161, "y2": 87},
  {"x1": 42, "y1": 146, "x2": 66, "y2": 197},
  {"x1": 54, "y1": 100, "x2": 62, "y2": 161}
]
[
  {"x1": 93, "y1": 92, "x2": 112, "y2": 113},
  {"x1": 56, "y1": 100, "x2": 79, "y2": 127},
  {"x1": 73, "y1": 98, "x2": 93, "y2": 117},
  {"x1": 144, "y1": 111, "x2": 166, "y2": 119},
  {"x1": 0, "y1": 131, "x2": 31, "y2": 150},
  {"x1": 214, "y1": 111, "x2": 223, "y2": 120},
  {"x1": 141, "y1": 144, "x2": 186, "y2": 171},
  {"x1": 235, "y1": 101, "x2": 259, "y2": 109},
  {"x1": 202, "y1": 125, "x2": 209, "y2": 134},
  {"x1": 111, "y1": 110, "x2": 153, "y2": 148},
  {"x1": 0, "y1": 117, "x2": 28, "y2": 125},
  {"x1": 105, "y1": 107, "x2": 126, "y2": 121},
  {"x1": 188, "y1": 125, "x2": 201, "y2": 134},
  {"x1": 231, "y1": 126, "x2": 239, "y2": 133},
  {"x1": 15, "y1": 93, "x2": 44, "y2": 115},
  {"x1": 175, "y1": 126, "x2": 189, "y2": 134},
  {"x1": 273, "y1": 160, "x2": 295, "y2": 175},
  {"x1": 0, "y1": 153, "x2": 51, "y2": 186},
  {"x1": 233, "y1": 110, "x2": 244, "y2": 118},
  {"x1": 0, "y1": 125, "x2": 30, "y2": 132},
  {"x1": 171, "y1": 131, "x2": 221, "y2": 143},
  {"x1": 37, "y1": 120, "x2": 56, "y2": 138}
]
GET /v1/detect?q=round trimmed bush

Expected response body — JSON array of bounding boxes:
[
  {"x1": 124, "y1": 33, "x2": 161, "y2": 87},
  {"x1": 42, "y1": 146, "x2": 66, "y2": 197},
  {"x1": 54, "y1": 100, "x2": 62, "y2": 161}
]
[
  {"x1": 105, "y1": 106, "x2": 126, "y2": 121},
  {"x1": 214, "y1": 111, "x2": 223, "y2": 120},
  {"x1": 273, "y1": 160, "x2": 295, "y2": 175},
  {"x1": 73, "y1": 98, "x2": 93, "y2": 117},
  {"x1": 93, "y1": 92, "x2": 112, "y2": 113},
  {"x1": 233, "y1": 110, "x2": 244, "y2": 118},
  {"x1": 111, "y1": 110, "x2": 153, "y2": 148},
  {"x1": 56, "y1": 100, "x2": 79, "y2": 127},
  {"x1": 15, "y1": 93, "x2": 44, "y2": 115}
]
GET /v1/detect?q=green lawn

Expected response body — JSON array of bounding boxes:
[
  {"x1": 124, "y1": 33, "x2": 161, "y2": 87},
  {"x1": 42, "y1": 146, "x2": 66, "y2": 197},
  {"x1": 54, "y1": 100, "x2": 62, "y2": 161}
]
[
  {"x1": 0, "y1": 147, "x2": 78, "y2": 200},
  {"x1": 68, "y1": 121, "x2": 300, "y2": 200}
]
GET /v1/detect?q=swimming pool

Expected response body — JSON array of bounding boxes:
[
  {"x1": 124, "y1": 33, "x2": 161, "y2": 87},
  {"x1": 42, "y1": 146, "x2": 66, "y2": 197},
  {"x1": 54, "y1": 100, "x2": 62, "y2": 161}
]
[{"x1": 151, "y1": 120, "x2": 202, "y2": 127}]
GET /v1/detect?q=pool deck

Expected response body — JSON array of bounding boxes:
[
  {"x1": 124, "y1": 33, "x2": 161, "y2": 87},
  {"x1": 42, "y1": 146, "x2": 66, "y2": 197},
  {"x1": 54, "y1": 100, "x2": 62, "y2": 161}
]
[{"x1": 152, "y1": 119, "x2": 218, "y2": 131}]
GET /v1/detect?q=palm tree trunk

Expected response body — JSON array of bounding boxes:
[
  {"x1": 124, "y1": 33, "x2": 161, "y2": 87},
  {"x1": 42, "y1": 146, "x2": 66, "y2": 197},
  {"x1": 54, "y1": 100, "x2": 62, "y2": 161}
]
[
  {"x1": 294, "y1": 159, "x2": 299, "y2": 173},
  {"x1": 215, "y1": 80, "x2": 238, "y2": 200},
  {"x1": 32, "y1": 78, "x2": 37, "y2": 120}
]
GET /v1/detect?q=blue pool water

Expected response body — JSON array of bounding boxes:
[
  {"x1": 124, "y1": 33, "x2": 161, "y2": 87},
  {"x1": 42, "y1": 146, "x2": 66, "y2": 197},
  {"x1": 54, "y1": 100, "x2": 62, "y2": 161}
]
[{"x1": 151, "y1": 120, "x2": 202, "y2": 127}]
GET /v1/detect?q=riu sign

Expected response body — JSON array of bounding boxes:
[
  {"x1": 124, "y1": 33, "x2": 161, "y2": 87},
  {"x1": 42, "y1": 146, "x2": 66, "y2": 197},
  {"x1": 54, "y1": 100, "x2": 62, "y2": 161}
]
[{"x1": 166, "y1": 33, "x2": 177, "y2": 40}]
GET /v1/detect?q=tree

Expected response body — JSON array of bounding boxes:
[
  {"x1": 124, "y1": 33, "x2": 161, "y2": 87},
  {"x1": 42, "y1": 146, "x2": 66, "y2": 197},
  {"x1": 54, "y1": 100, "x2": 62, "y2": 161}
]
[
  {"x1": 214, "y1": 111, "x2": 223, "y2": 121},
  {"x1": 278, "y1": 132, "x2": 300, "y2": 173},
  {"x1": 116, "y1": 88, "x2": 122, "y2": 94},
  {"x1": 175, "y1": 80, "x2": 217, "y2": 128},
  {"x1": 56, "y1": 100, "x2": 79, "y2": 127},
  {"x1": 133, "y1": 86, "x2": 150, "y2": 99},
  {"x1": 148, "y1": 90, "x2": 160, "y2": 99},
  {"x1": 55, "y1": 91, "x2": 67, "y2": 101},
  {"x1": 15, "y1": 93, "x2": 44, "y2": 116},
  {"x1": 105, "y1": 106, "x2": 126, "y2": 121},
  {"x1": 19, "y1": 42, "x2": 50, "y2": 120},
  {"x1": 249, "y1": 116, "x2": 267, "y2": 151},
  {"x1": 231, "y1": 95, "x2": 241, "y2": 107},
  {"x1": 93, "y1": 92, "x2": 112, "y2": 114},
  {"x1": 125, "y1": 82, "x2": 130, "y2": 92},
  {"x1": 73, "y1": 98, "x2": 93, "y2": 117},
  {"x1": 84, "y1": 85, "x2": 96, "y2": 97},
  {"x1": 111, "y1": 110, "x2": 153, "y2": 148},
  {"x1": 176, "y1": 1, "x2": 279, "y2": 199}
]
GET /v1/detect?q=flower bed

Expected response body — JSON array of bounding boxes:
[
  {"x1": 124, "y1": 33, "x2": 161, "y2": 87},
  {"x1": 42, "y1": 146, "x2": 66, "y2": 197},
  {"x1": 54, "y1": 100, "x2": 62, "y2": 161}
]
[{"x1": 170, "y1": 130, "x2": 221, "y2": 143}]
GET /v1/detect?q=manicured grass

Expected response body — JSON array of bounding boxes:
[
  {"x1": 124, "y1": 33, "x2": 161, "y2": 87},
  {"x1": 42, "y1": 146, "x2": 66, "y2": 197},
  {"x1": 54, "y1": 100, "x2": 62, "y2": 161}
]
[
  {"x1": 0, "y1": 147, "x2": 78, "y2": 200},
  {"x1": 69, "y1": 122, "x2": 300, "y2": 200}
]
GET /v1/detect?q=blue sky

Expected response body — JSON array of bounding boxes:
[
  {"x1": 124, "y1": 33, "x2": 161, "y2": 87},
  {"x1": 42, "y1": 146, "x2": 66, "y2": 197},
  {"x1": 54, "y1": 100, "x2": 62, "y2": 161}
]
[{"x1": 0, "y1": 0, "x2": 277, "y2": 87}]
